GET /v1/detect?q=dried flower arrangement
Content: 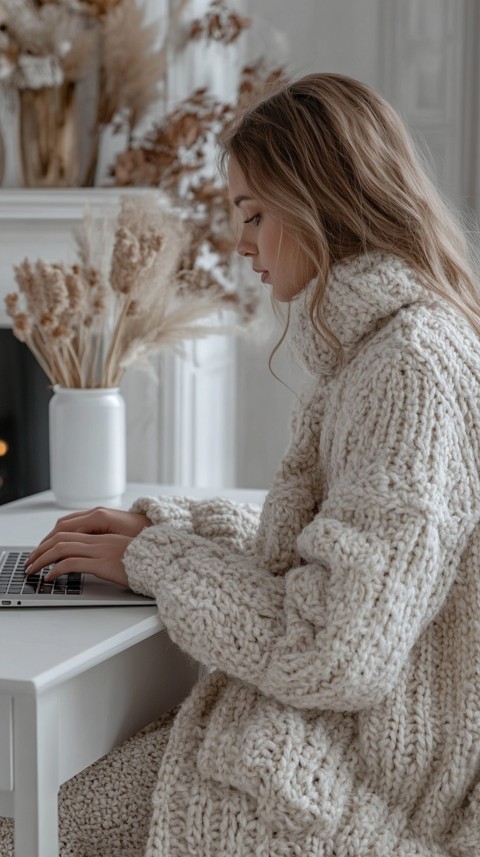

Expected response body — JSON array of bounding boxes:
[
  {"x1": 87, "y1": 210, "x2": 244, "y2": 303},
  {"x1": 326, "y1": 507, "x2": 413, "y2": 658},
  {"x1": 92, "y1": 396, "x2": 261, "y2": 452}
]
[
  {"x1": 1, "y1": 1, "x2": 286, "y2": 355},
  {"x1": 0, "y1": 0, "x2": 170, "y2": 112},
  {"x1": 0, "y1": 0, "x2": 275, "y2": 187},
  {"x1": 0, "y1": 0, "x2": 94, "y2": 92},
  {"x1": 0, "y1": 0, "x2": 172, "y2": 185},
  {"x1": 4, "y1": 195, "x2": 234, "y2": 388},
  {"x1": 110, "y1": 2, "x2": 286, "y2": 321}
]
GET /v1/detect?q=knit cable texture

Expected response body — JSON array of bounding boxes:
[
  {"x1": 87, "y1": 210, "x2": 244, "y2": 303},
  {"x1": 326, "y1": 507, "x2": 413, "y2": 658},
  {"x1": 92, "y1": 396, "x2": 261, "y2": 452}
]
[
  {"x1": 123, "y1": 253, "x2": 480, "y2": 856},
  {"x1": 2, "y1": 253, "x2": 476, "y2": 856}
]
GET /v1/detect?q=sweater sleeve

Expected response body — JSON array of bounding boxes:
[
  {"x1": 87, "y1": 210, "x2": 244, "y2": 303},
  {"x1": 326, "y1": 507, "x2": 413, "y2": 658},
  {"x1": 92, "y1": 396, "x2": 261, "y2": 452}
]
[
  {"x1": 129, "y1": 494, "x2": 261, "y2": 554},
  {"x1": 123, "y1": 355, "x2": 476, "y2": 712}
]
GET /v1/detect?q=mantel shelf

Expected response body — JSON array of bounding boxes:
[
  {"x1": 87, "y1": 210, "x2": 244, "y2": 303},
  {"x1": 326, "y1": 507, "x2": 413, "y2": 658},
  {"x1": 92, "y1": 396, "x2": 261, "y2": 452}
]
[{"x1": 0, "y1": 187, "x2": 160, "y2": 220}]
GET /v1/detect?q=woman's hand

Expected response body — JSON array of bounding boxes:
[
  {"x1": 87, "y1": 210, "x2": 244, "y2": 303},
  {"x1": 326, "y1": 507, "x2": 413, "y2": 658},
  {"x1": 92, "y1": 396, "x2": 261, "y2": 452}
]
[
  {"x1": 25, "y1": 532, "x2": 132, "y2": 587},
  {"x1": 24, "y1": 507, "x2": 151, "y2": 587},
  {"x1": 36, "y1": 507, "x2": 151, "y2": 543}
]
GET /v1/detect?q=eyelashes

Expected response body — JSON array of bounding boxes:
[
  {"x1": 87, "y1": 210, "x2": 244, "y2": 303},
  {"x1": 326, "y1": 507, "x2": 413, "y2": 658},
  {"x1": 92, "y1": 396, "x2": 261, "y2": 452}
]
[{"x1": 243, "y1": 213, "x2": 261, "y2": 225}]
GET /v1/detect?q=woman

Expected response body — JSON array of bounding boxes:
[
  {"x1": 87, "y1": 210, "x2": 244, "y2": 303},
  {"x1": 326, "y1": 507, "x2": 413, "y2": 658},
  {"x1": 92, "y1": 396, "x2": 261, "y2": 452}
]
[{"x1": 18, "y1": 73, "x2": 480, "y2": 856}]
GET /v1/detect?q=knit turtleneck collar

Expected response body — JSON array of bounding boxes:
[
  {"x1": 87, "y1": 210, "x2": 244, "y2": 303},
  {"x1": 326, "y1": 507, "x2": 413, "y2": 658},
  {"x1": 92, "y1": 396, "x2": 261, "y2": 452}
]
[{"x1": 288, "y1": 252, "x2": 433, "y2": 378}]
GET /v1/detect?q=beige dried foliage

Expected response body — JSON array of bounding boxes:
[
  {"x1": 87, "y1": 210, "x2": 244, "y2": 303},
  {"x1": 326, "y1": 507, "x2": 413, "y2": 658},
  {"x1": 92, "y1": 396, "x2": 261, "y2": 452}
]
[
  {"x1": 98, "y1": 0, "x2": 165, "y2": 133},
  {"x1": 5, "y1": 195, "x2": 229, "y2": 388},
  {"x1": 109, "y1": 61, "x2": 286, "y2": 322},
  {"x1": 115, "y1": 296, "x2": 227, "y2": 380},
  {"x1": 189, "y1": 0, "x2": 251, "y2": 45},
  {"x1": 74, "y1": 201, "x2": 117, "y2": 283},
  {"x1": 0, "y1": 0, "x2": 97, "y2": 89},
  {"x1": 61, "y1": 24, "x2": 96, "y2": 83},
  {"x1": 1, "y1": 0, "x2": 169, "y2": 172},
  {"x1": 4, "y1": 3, "x2": 79, "y2": 57}
]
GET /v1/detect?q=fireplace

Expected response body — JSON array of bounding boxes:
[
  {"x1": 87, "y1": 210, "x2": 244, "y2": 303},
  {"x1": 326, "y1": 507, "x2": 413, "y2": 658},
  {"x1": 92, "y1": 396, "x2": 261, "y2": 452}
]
[
  {"x1": 0, "y1": 189, "x2": 237, "y2": 495},
  {"x1": 0, "y1": 327, "x2": 52, "y2": 504}
]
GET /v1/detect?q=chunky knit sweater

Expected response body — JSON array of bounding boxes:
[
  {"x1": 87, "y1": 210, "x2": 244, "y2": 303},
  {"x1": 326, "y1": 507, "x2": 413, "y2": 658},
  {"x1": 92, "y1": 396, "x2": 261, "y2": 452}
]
[
  {"x1": 121, "y1": 252, "x2": 480, "y2": 857},
  {"x1": 1, "y1": 251, "x2": 478, "y2": 857}
]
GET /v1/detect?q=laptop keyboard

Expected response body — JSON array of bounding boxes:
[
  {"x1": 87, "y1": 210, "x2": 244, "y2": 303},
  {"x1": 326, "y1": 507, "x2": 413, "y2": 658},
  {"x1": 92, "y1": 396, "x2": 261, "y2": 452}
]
[{"x1": 0, "y1": 550, "x2": 83, "y2": 596}]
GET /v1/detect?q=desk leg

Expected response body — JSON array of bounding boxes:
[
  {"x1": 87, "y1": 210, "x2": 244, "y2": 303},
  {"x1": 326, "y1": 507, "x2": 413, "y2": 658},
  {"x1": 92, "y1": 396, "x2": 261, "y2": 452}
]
[{"x1": 13, "y1": 690, "x2": 59, "y2": 857}]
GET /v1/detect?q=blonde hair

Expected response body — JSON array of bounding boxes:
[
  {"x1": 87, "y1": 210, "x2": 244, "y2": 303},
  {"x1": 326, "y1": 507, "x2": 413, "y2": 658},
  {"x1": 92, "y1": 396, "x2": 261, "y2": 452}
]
[{"x1": 219, "y1": 72, "x2": 480, "y2": 353}]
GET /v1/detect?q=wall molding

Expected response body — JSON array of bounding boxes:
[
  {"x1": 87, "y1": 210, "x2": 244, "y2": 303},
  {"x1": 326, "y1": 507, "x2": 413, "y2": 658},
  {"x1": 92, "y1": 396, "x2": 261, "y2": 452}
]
[
  {"x1": 0, "y1": 187, "x2": 158, "y2": 221},
  {"x1": 379, "y1": 0, "x2": 477, "y2": 217}
]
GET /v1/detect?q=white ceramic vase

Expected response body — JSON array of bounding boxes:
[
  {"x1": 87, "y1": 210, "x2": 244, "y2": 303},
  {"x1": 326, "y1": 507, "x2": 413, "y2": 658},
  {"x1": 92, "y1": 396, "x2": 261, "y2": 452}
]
[{"x1": 49, "y1": 386, "x2": 126, "y2": 509}]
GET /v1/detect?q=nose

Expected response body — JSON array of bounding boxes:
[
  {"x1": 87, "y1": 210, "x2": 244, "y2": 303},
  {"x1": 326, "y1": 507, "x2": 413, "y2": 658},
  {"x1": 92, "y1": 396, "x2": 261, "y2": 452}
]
[{"x1": 236, "y1": 233, "x2": 256, "y2": 258}]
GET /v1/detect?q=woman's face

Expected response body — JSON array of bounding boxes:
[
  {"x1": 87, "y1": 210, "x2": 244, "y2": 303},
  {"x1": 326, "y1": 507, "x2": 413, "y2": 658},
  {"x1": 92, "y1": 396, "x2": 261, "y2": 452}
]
[{"x1": 227, "y1": 157, "x2": 315, "y2": 302}]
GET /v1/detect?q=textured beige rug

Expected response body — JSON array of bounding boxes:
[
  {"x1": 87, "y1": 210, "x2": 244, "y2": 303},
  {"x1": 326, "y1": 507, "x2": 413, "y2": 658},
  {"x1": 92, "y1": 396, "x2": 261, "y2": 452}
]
[{"x1": 0, "y1": 708, "x2": 176, "y2": 857}]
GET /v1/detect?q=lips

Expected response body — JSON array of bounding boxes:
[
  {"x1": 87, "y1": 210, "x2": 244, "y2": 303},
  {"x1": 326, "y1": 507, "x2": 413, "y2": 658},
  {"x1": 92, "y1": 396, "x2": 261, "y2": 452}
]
[{"x1": 253, "y1": 268, "x2": 269, "y2": 283}]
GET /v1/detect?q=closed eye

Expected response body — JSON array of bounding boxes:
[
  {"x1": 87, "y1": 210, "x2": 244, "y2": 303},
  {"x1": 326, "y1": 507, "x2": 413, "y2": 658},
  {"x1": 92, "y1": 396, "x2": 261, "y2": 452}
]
[{"x1": 243, "y1": 213, "x2": 261, "y2": 225}]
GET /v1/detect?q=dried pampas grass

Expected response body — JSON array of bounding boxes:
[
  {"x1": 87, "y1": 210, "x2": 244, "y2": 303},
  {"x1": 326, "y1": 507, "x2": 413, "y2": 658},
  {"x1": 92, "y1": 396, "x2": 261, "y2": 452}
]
[
  {"x1": 5, "y1": 195, "x2": 230, "y2": 388},
  {"x1": 1, "y1": 0, "x2": 97, "y2": 88},
  {"x1": 97, "y1": 0, "x2": 165, "y2": 134},
  {"x1": 1, "y1": 0, "x2": 172, "y2": 179},
  {"x1": 109, "y1": 60, "x2": 287, "y2": 322}
]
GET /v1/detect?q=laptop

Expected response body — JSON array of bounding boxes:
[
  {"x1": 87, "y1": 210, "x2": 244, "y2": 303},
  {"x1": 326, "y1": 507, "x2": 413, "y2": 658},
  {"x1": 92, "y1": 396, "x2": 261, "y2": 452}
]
[{"x1": 0, "y1": 546, "x2": 156, "y2": 607}]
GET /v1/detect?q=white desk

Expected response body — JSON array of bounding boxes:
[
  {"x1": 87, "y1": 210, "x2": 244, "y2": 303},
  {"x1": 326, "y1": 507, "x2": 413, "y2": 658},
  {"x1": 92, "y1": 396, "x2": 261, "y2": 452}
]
[{"x1": 0, "y1": 483, "x2": 265, "y2": 857}]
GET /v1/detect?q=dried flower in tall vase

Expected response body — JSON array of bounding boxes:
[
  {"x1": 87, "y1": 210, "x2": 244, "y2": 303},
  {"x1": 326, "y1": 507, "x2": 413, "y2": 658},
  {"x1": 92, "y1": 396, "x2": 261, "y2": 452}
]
[
  {"x1": 0, "y1": 0, "x2": 95, "y2": 185},
  {"x1": 4, "y1": 194, "x2": 239, "y2": 388},
  {"x1": 82, "y1": 0, "x2": 172, "y2": 185},
  {"x1": 0, "y1": 0, "x2": 282, "y2": 194},
  {"x1": 0, "y1": 0, "x2": 169, "y2": 186}
]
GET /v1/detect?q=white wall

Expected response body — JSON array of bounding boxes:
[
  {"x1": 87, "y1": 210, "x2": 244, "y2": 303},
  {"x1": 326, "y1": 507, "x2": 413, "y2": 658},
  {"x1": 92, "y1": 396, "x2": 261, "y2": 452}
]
[{"x1": 244, "y1": 0, "x2": 382, "y2": 86}]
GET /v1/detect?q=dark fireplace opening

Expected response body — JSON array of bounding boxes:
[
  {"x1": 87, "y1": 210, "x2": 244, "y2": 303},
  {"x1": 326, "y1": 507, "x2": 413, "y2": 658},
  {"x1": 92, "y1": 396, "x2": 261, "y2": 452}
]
[{"x1": 0, "y1": 327, "x2": 52, "y2": 505}]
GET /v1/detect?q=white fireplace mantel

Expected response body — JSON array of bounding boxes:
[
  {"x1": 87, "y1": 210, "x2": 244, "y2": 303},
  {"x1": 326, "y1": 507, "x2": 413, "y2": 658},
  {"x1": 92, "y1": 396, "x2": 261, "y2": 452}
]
[
  {"x1": 0, "y1": 187, "x2": 152, "y2": 221},
  {"x1": 0, "y1": 188, "x2": 237, "y2": 489}
]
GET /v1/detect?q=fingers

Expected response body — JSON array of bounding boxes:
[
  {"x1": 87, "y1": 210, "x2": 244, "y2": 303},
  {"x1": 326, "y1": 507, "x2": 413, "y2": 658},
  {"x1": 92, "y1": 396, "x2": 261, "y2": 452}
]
[
  {"x1": 37, "y1": 508, "x2": 149, "y2": 545},
  {"x1": 37, "y1": 507, "x2": 113, "y2": 546},
  {"x1": 25, "y1": 533, "x2": 131, "y2": 587},
  {"x1": 27, "y1": 532, "x2": 97, "y2": 572},
  {"x1": 25, "y1": 508, "x2": 148, "y2": 588},
  {"x1": 36, "y1": 554, "x2": 95, "y2": 582}
]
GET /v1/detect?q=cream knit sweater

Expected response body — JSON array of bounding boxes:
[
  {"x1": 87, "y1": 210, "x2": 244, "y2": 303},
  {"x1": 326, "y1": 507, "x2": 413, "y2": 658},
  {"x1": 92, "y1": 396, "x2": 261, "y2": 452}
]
[
  {"x1": 123, "y1": 252, "x2": 480, "y2": 857},
  {"x1": 1, "y1": 252, "x2": 478, "y2": 857}
]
